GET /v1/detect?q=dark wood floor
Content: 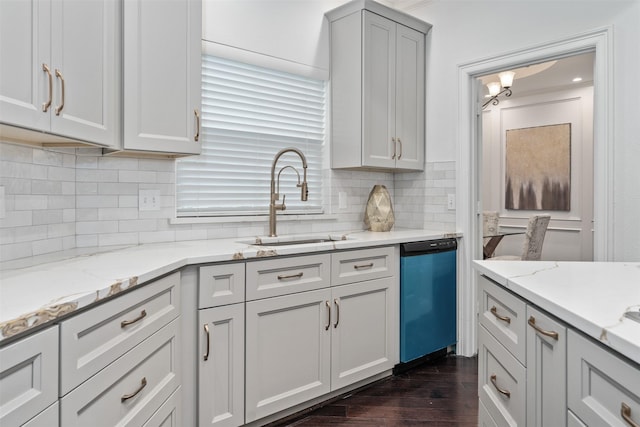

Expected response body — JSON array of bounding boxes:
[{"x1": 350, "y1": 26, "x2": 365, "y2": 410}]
[{"x1": 271, "y1": 355, "x2": 479, "y2": 426}]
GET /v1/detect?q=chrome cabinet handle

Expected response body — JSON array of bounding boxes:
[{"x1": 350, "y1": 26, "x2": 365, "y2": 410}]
[
  {"x1": 353, "y1": 263, "x2": 374, "y2": 270},
  {"x1": 203, "y1": 323, "x2": 210, "y2": 361},
  {"x1": 121, "y1": 377, "x2": 147, "y2": 402},
  {"x1": 622, "y1": 403, "x2": 640, "y2": 427},
  {"x1": 325, "y1": 300, "x2": 331, "y2": 331},
  {"x1": 42, "y1": 64, "x2": 52, "y2": 112},
  {"x1": 277, "y1": 272, "x2": 303, "y2": 280},
  {"x1": 490, "y1": 306, "x2": 511, "y2": 324},
  {"x1": 333, "y1": 298, "x2": 340, "y2": 328},
  {"x1": 397, "y1": 138, "x2": 402, "y2": 159},
  {"x1": 528, "y1": 316, "x2": 559, "y2": 340},
  {"x1": 54, "y1": 69, "x2": 65, "y2": 115},
  {"x1": 490, "y1": 374, "x2": 511, "y2": 398},
  {"x1": 121, "y1": 309, "x2": 147, "y2": 328},
  {"x1": 391, "y1": 137, "x2": 396, "y2": 159},
  {"x1": 194, "y1": 109, "x2": 200, "y2": 141}
]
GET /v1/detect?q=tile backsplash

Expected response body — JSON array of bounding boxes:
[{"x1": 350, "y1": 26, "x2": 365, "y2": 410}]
[{"x1": 0, "y1": 141, "x2": 455, "y2": 264}]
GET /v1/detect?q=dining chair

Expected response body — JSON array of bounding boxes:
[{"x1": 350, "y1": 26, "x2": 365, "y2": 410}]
[
  {"x1": 491, "y1": 214, "x2": 551, "y2": 261},
  {"x1": 483, "y1": 211, "x2": 499, "y2": 246}
]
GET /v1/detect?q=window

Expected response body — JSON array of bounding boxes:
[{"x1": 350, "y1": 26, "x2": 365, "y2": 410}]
[{"x1": 176, "y1": 55, "x2": 325, "y2": 217}]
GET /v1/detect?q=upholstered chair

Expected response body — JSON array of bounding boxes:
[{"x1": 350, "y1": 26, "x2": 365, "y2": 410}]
[
  {"x1": 483, "y1": 211, "x2": 499, "y2": 246},
  {"x1": 492, "y1": 214, "x2": 551, "y2": 261}
]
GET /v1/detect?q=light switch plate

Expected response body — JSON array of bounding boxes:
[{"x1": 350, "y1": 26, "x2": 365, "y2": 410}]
[
  {"x1": 139, "y1": 189, "x2": 160, "y2": 211},
  {"x1": 447, "y1": 194, "x2": 456, "y2": 210}
]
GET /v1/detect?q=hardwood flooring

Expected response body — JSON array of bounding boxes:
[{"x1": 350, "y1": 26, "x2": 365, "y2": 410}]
[{"x1": 270, "y1": 355, "x2": 479, "y2": 426}]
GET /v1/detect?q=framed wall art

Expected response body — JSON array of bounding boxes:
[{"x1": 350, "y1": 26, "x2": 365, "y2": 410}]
[{"x1": 505, "y1": 123, "x2": 571, "y2": 211}]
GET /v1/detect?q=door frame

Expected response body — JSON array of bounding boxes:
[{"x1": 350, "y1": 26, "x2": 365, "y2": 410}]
[{"x1": 455, "y1": 27, "x2": 613, "y2": 357}]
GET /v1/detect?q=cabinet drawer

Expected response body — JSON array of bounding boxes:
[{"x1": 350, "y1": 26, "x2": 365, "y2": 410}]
[
  {"x1": 61, "y1": 319, "x2": 181, "y2": 427},
  {"x1": 199, "y1": 262, "x2": 245, "y2": 308},
  {"x1": 23, "y1": 402, "x2": 59, "y2": 427},
  {"x1": 479, "y1": 398, "x2": 498, "y2": 427},
  {"x1": 143, "y1": 387, "x2": 181, "y2": 427},
  {"x1": 478, "y1": 325, "x2": 526, "y2": 427},
  {"x1": 331, "y1": 246, "x2": 395, "y2": 286},
  {"x1": 246, "y1": 254, "x2": 330, "y2": 300},
  {"x1": 60, "y1": 271, "x2": 180, "y2": 395},
  {"x1": 568, "y1": 330, "x2": 640, "y2": 427},
  {"x1": 478, "y1": 275, "x2": 527, "y2": 364},
  {"x1": 0, "y1": 326, "x2": 58, "y2": 427}
]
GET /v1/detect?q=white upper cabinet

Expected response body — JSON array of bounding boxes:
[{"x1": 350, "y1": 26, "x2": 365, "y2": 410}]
[
  {"x1": 327, "y1": 1, "x2": 430, "y2": 171},
  {"x1": 121, "y1": 0, "x2": 202, "y2": 156},
  {"x1": 0, "y1": 0, "x2": 119, "y2": 148}
]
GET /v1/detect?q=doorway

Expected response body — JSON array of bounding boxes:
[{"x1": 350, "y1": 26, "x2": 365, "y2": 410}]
[
  {"x1": 479, "y1": 53, "x2": 595, "y2": 261},
  {"x1": 454, "y1": 28, "x2": 613, "y2": 357}
]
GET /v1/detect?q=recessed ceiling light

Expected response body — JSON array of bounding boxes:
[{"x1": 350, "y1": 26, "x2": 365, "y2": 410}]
[{"x1": 572, "y1": 77, "x2": 583, "y2": 82}]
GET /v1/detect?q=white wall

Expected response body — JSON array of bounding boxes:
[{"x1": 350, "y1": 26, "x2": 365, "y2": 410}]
[
  {"x1": 482, "y1": 85, "x2": 594, "y2": 261},
  {"x1": 407, "y1": 0, "x2": 640, "y2": 261}
]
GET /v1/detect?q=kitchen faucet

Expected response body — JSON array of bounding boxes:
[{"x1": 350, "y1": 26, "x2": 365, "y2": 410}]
[{"x1": 269, "y1": 147, "x2": 308, "y2": 237}]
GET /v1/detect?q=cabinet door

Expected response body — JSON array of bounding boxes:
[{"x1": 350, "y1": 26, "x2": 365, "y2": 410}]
[
  {"x1": 245, "y1": 289, "x2": 331, "y2": 423},
  {"x1": 0, "y1": 326, "x2": 58, "y2": 427},
  {"x1": 362, "y1": 11, "x2": 396, "y2": 169},
  {"x1": 49, "y1": 0, "x2": 118, "y2": 147},
  {"x1": 331, "y1": 278, "x2": 395, "y2": 390},
  {"x1": 394, "y1": 23, "x2": 424, "y2": 171},
  {"x1": 123, "y1": 0, "x2": 201, "y2": 155},
  {"x1": 0, "y1": 0, "x2": 50, "y2": 132},
  {"x1": 199, "y1": 304, "x2": 244, "y2": 427},
  {"x1": 525, "y1": 306, "x2": 567, "y2": 427}
]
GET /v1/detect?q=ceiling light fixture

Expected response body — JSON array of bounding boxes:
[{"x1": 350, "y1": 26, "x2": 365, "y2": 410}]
[
  {"x1": 572, "y1": 77, "x2": 583, "y2": 82},
  {"x1": 482, "y1": 71, "x2": 515, "y2": 109}
]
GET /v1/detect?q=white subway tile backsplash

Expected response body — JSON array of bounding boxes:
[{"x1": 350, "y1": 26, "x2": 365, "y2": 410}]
[{"x1": 1, "y1": 141, "x2": 458, "y2": 260}]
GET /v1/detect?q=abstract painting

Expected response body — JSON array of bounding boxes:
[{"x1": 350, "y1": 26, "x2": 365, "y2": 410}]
[{"x1": 505, "y1": 123, "x2": 571, "y2": 211}]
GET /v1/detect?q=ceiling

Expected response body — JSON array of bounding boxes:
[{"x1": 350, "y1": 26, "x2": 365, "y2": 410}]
[{"x1": 480, "y1": 52, "x2": 595, "y2": 98}]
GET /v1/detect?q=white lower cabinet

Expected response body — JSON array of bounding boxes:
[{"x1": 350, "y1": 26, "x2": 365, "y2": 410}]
[
  {"x1": 60, "y1": 318, "x2": 181, "y2": 426},
  {"x1": 198, "y1": 303, "x2": 245, "y2": 427},
  {"x1": 525, "y1": 305, "x2": 566, "y2": 427},
  {"x1": 0, "y1": 326, "x2": 58, "y2": 427},
  {"x1": 143, "y1": 387, "x2": 182, "y2": 427},
  {"x1": 567, "y1": 330, "x2": 640, "y2": 427},
  {"x1": 245, "y1": 288, "x2": 332, "y2": 423},
  {"x1": 477, "y1": 275, "x2": 566, "y2": 427},
  {"x1": 245, "y1": 247, "x2": 396, "y2": 424}
]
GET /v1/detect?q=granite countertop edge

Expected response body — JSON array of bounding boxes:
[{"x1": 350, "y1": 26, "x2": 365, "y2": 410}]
[{"x1": 0, "y1": 228, "x2": 459, "y2": 344}]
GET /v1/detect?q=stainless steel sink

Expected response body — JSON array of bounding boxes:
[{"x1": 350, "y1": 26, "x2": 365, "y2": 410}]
[
  {"x1": 238, "y1": 235, "x2": 348, "y2": 247},
  {"x1": 624, "y1": 310, "x2": 640, "y2": 323}
]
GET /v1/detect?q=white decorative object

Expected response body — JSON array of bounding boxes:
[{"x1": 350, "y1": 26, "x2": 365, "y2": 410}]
[{"x1": 364, "y1": 185, "x2": 395, "y2": 232}]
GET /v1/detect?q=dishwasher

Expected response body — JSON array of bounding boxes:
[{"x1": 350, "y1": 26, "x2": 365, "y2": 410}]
[{"x1": 399, "y1": 238, "x2": 457, "y2": 364}]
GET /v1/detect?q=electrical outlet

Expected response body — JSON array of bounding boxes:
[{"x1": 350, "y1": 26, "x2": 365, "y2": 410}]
[
  {"x1": 447, "y1": 194, "x2": 456, "y2": 210},
  {"x1": 339, "y1": 191, "x2": 347, "y2": 209},
  {"x1": 139, "y1": 189, "x2": 160, "y2": 211}
]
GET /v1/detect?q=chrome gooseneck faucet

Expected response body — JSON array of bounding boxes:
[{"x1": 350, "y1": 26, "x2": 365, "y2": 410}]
[{"x1": 269, "y1": 147, "x2": 308, "y2": 237}]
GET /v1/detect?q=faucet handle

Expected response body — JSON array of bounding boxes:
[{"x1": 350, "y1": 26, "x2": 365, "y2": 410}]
[{"x1": 280, "y1": 194, "x2": 286, "y2": 211}]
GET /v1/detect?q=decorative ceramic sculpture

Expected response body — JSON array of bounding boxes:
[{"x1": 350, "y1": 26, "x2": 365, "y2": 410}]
[{"x1": 364, "y1": 184, "x2": 395, "y2": 232}]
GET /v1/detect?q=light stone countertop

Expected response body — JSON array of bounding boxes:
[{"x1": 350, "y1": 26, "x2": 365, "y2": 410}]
[
  {"x1": 0, "y1": 228, "x2": 458, "y2": 343},
  {"x1": 473, "y1": 260, "x2": 640, "y2": 365}
]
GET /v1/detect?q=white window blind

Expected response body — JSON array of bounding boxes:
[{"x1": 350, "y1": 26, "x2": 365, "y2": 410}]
[{"x1": 176, "y1": 55, "x2": 325, "y2": 217}]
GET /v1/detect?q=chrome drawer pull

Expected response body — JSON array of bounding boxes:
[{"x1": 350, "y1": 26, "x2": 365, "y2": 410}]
[
  {"x1": 397, "y1": 138, "x2": 402, "y2": 160},
  {"x1": 490, "y1": 374, "x2": 511, "y2": 398},
  {"x1": 353, "y1": 263, "x2": 374, "y2": 270},
  {"x1": 277, "y1": 272, "x2": 303, "y2": 280},
  {"x1": 121, "y1": 309, "x2": 147, "y2": 328},
  {"x1": 121, "y1": 377, "x2": 147, "y2": 402},
  {"x1": 42, "y1": 64, "x2": 52, "y2": 112},
  {"x1": 203, "y1": 323, "x2": 210, "y2": 361},
  {"x1": 528, "y1": 316, "x2": 559, "y2": 340},
  {"x1": 490, "y1": 306, "x2": 511, "y2": 324},
  {"x1": 334, "y1": 298, "x2": 340, "y2": 328},
  {"x1": 325, "y1": 300, "x2": 331, "y2": 331},
  {"x1": 391, "y1": 137, "x2": 397, "y2": 159},
  {"x1": 622, "y1": 403, "x2": 640, "y2": 427}
]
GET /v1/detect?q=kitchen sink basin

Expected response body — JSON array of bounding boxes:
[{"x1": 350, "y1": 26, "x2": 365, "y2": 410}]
[
  {"x1": 238, "y1": 235, "x2": 348, "y2": 247},
  {"x1": 624, "y1": 310, "x2": 640, "y2": 323}
]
